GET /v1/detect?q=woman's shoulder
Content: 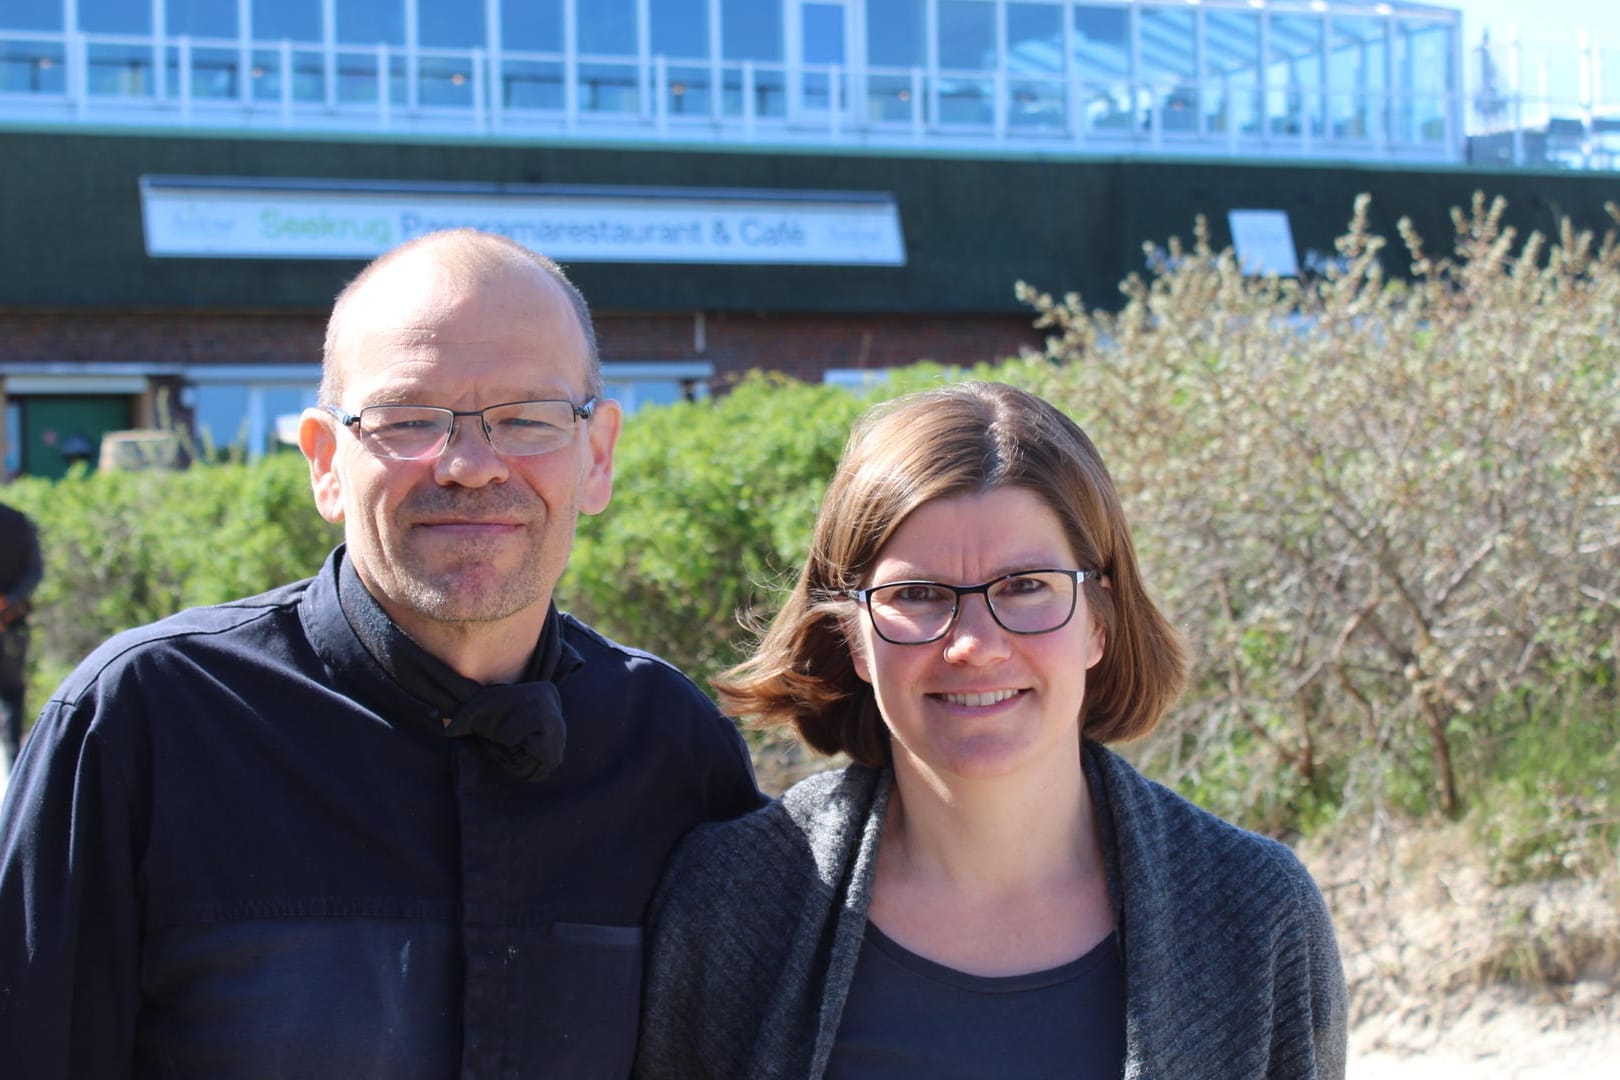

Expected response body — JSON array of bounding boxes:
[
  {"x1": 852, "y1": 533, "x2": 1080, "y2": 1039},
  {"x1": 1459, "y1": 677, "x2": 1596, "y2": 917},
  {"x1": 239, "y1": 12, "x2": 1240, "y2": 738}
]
[
  {"x1": 654, "y1": 764, "x2": 886, "y2": 911},
  {"x1": 1086, "y1": 743, "x2": 1326, "y2": 908}
]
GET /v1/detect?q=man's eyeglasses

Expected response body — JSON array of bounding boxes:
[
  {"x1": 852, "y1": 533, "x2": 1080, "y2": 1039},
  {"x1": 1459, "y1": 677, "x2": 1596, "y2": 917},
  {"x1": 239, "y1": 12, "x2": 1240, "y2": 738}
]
[
  {"x1": 324, "y1": 398, "x2": 597, "y2": 461},
  {"x1": 846, "y1": 569, "x2": 1099, "y2": 646}
]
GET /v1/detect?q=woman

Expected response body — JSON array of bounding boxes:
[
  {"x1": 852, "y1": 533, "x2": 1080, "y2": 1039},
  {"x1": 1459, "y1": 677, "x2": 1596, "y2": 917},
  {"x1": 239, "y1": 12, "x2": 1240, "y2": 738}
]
[{"x1": 634, "y1": 382, "x2": 1346, "y2": 1079}]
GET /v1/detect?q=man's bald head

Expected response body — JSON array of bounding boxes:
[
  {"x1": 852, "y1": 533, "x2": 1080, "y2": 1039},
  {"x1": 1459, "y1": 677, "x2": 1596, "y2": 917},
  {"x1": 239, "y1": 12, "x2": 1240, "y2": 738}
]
[{"x1": 320, "y1": 230, "x2": 600, "y2": 406}]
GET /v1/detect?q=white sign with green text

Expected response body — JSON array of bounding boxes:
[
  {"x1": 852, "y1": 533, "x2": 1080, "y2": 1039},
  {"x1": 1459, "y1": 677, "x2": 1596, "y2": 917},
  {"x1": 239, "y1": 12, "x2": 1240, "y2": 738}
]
[{"x1": 139, "y1": 177, "x2": 907, "y2": 266}]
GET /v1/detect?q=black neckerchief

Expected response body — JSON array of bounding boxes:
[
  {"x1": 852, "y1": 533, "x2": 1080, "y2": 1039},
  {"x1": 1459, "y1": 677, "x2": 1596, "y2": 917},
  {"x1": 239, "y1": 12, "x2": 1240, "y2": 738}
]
[{"x1": 337, "y1": 555, "x2": 570, "y2": 782}]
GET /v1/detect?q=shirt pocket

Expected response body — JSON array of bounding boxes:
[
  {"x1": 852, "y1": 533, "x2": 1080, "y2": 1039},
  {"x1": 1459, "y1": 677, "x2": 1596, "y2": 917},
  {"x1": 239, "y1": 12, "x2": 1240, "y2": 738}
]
[{"x1": 511, "y1": 921, "x2": 644, "y2": 1078}]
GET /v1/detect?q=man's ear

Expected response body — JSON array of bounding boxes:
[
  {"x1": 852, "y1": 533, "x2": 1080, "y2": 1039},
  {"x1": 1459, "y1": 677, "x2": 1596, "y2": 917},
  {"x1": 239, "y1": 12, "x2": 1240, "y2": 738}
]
[
  {"x1": 580, "y1": 398, "x2": 622, "y2": 517},
  {"x1": 300, "y1": 408, "x2": 346, "y2": 524}
]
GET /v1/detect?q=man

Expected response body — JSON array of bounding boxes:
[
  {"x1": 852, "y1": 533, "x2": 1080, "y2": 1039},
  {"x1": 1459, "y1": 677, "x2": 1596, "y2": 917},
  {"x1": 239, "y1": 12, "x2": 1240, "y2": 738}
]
[
  {"x1": 0, "y1": 499, "x2": 42, "y2": 771},
  {"x1": 0, "y1": 230, "x2": 763, "y2": 1077}
]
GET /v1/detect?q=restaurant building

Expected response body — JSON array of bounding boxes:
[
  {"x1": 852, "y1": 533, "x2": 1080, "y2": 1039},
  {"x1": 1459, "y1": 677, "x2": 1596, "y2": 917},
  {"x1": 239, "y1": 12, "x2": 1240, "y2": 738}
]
[{"x1": 1, "y1": 0, "x2": 1615, "y2": 476}]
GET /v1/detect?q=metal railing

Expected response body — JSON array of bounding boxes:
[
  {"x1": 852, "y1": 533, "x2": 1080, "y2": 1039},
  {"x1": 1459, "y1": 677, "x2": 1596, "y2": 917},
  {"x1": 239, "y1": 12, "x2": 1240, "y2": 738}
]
[{"x1": 0, "y1": 26, "x2": 1563, "y2": 165}]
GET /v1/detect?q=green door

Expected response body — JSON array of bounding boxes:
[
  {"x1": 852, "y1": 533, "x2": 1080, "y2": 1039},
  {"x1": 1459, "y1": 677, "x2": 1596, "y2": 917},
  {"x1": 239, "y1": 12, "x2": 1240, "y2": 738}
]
[{"x1": 18, "y1": 396, "x2": 133, "y2": 480}]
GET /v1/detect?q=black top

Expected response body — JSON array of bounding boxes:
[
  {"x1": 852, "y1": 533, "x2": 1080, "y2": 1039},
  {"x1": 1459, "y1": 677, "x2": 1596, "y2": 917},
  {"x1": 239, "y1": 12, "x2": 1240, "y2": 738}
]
[
  {"x1": 0, "y1": 545, "x2": 763, "y2": 1079},
  {"x1": 826, "y1": 923, "x2": 1127, "y2": 1080},
  {"x1": 0, "y1": 501, "x2": 42, "y2": 608}
]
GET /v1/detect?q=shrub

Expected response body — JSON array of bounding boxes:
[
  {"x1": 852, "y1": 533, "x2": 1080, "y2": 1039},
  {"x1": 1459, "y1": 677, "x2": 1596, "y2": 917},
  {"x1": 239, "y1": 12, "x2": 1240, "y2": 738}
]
[{"x1": 1013, "y1": 193, "x2": 1620, "y2": 829}]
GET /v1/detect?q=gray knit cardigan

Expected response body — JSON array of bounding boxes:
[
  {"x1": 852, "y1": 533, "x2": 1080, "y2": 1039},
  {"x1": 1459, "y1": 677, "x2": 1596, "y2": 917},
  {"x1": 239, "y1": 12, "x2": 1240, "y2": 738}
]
[{"x1": 634, "y1": 742, "x2": 1347, "y2": 1080}]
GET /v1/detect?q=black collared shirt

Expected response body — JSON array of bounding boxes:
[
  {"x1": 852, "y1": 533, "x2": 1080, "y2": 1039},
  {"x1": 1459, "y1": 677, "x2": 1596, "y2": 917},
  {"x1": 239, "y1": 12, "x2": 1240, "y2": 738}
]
[{"x1": 0, "y1": 547, "x2": 763, "y2": 1079}]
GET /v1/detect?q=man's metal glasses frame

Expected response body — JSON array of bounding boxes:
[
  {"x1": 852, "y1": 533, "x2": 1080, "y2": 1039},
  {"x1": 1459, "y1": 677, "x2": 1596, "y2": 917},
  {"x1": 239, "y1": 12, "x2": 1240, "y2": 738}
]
[{"x1": 324, "y1": 397, "x2": 597, "y2": 461}]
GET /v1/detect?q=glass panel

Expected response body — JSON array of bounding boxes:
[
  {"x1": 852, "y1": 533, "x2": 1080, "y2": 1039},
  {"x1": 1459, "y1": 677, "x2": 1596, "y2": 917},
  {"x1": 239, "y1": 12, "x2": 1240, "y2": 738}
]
[
  {"x1": 578, "y1": 60, "x2": 639, "y2": 111},
  {"x1": 502, "y1": 59, "x2": 564, "y2": 108},
  {"x1": 166, "y1": 1, "x2": 236, "y2": 38},
  {"x1": 1394, "y1": 20, "x2": 1451, "y2": 144},
  {"x1": 801, "y1": 2, "x2": 846, "y2": 115},
  {"x1": 1008, "y1": 2, "x2": 1064, "y2": 130},
  {"x1": 723, "y1": 65, "x2": 785, "y2": 116},
  {"x1": 86, "y1": 45, "x2": 155, "y2": 95},
  {"x1": 2, "y1": 0, "x2": 64, "y2": 33},
  {"x1": 502, "y1": 0, "x2": 563, "y2": 52},
  {"x1": 664, "y1": 64, "x2": 711, "y2": 114},
  {"x1": 867, "y1": 72, "x2": 917, "y2": 122},
  {"x1": 939, "y1": 0, "x2": 993, "y2": 71},
  {"x1": 79, "y1": 0, "x2": 148, "y2": 34},
  {"x1": 579, "y1": 0, "x2": 637, "y2": 55},
  {"x1": 1204, "y1": 10, "x2": 1260, "y2": 136},
  {"x1": 1328, "y1": 15, "x2": 1386, "y2": 140},
  {"x1": 867, "y1": 0, "x2": 923, "y2": 68},
  {"x1": 254, "y1": 0, "x2": 321, "y2": 43},
  {"x1": 249, "y1": 48, "x2": 327, "y2": 102},
  {"x1": 337, "y1": 0, "x2": 403, "y2": 46},
  {"x1": 334, "y1": 49, "x2": 407, "y2": 104},
  {"x1": 1139, "y1": 6, "x2": 1195, "y2": 132},
  {"x1": 652, "y1": 0, "x2": 706, "y2": 60},
  {"x1": 420, "y1": 0, "x2": 484, "y2": 49},
  {"x1": 1269, "y1": 14, "x2": 1323, "y2": 138},
  {"x1": 802, "y1": 3, "x2": 844, "y2": 65},
  {"x1": 722, "y1": 0, "x2": 781, "y2": 61},
  {"x1": 1, "y1": 40, "x2": 67, "y2": 93},
  {"x1": 166, "y1": 45, "x2": 243, "y2": 98},
  {"x1": 1074, "y1": 4, "x2": 1131, "y2": 132},
  {"x1": 419, "y1": 54, "x2": 477, "y2": 106}
]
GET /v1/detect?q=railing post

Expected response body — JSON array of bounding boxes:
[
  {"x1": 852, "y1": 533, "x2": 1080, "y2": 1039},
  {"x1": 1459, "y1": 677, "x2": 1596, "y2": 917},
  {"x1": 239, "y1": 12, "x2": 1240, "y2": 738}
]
[
  {"x1": 742, "y1": 60, "x2": 756, "y2": 139},
  {"x1": 473, "y1": 48, "x2": 488, "y2": 133},
  {"x1": 1508, "y1": 27, "x2": 1523, "y2": 165},
  {"x1": 479, "y1": 44, "x2": 498, "y2": 127},
  {"x1": 1225, "y1": 70, "x2": 1236, "y2": 153},
  {"x1": 377, "y1": 42, "x2": 390, "y2": 126},
  {"x1": 239, "y1": 3, "x2": 253, "y2": 107},
  {"x1": 280, "y1": 39, "x2": 294, "y2": 126},
  {"x1": 1148, "y1": 83, "x2": 1162, "y2": 150},
  {"x1": 1068, "y1": 67, "x2": 1084, "y2": 143},
  {"x1": 994, "y1": 68, "x2": 1007, "y2": 139},
  {"x1": 178, "y1": 35, "x2": 192, "y2": 121},
  {"x1": 655, "y1": 53, "x2": 668, "y2": 135},
  {"x1": 69, "y1": 30, "x2": 87, "y2": 117},
  {"x1": 830, "y1": 62, "x2": 843, "y2": 138},
  {"x1": 911, "y1": 66, "x2": 924, "y2": 140}
]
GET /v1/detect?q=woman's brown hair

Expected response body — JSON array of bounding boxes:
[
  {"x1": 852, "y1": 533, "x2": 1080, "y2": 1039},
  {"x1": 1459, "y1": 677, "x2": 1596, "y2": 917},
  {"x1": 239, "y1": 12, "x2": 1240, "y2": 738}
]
[{"x1": 713, "y1": 381, "x2": 1186, "y2": 767}]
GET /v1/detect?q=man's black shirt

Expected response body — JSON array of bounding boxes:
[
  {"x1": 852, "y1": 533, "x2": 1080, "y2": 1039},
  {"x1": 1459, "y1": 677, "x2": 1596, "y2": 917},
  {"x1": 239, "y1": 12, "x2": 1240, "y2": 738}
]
[{"x1": 0, "y1": 546, "x2": 763, "y2": 1078}]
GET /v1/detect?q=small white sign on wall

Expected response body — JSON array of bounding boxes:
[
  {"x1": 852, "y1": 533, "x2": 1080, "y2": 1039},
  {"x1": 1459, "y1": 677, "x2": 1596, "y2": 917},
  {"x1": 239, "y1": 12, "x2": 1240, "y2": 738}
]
[{"x1": 1227, "y1": 209, "x2": 1300, "y2": 277}]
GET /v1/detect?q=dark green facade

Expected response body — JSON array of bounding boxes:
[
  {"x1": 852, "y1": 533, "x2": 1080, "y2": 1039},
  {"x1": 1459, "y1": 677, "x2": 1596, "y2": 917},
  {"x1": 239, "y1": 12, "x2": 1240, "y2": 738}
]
[{"x1": 4, "y1": 130, "x2": 1617, "y2": 316}]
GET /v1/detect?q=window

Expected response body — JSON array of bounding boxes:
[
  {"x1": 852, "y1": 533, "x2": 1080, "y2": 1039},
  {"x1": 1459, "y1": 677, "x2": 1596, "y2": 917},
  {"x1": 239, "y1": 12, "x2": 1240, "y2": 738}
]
[
  {"x1": 1073, "y1": 3, "x2": 1131, "y2": 131},
  {"x1": 192, "y1": 382, "x2": 319, "y2": 461},
  {"x1": 420, "y1": 0, "x2": 484, "y2": 49},
  {"x1": 1269, "y1": 14, "x2": 1324, "y2": 138},
  {"x1": 79, "y1": 0, "x2": 148, "y2": 34},
  {"x1": 503, "y1": 0, "x2": 563, "y2": 51},
  {"x1": 253, "y1": 0, "x2": 321, "y2": 42},
  {"x1": 1007, "y1": 2, "x2": 1064, "y2": 130},
  {"x1": 166, "y1": 1, "x2": 236, "y2": 38},
  {"x1": 501, "y1": 0, "x2": 564, "y2": 109},
  {"x1": 600, "y1": 363, "x2": 712, "y2": 414}
]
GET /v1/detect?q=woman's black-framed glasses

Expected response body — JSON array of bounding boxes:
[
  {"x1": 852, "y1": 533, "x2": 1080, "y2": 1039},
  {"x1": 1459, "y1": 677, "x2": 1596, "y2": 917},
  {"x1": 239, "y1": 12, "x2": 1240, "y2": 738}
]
[
  {"x1": 846, "y1": 569, "x2": 1099, "y2": 646},
  {"x1": 324, "y1": 398, "x2": 597, "y2": 461}
]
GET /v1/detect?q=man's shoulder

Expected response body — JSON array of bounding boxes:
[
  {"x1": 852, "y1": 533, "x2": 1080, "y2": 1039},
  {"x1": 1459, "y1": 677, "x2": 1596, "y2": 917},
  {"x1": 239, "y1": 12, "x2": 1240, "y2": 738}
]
[
  {"x1": 557, "y1": 613, "x2": 715, "y2": 704},
  {"x1": 54, "y1": 579, "x2": 314, "y2": 704}
]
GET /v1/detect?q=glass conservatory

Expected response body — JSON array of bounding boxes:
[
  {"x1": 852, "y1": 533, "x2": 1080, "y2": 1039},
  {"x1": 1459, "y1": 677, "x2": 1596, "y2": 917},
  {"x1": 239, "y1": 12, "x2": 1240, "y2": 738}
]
[{"x1": 0, "y1": 1, "x2": 1610, "y2": 166}]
